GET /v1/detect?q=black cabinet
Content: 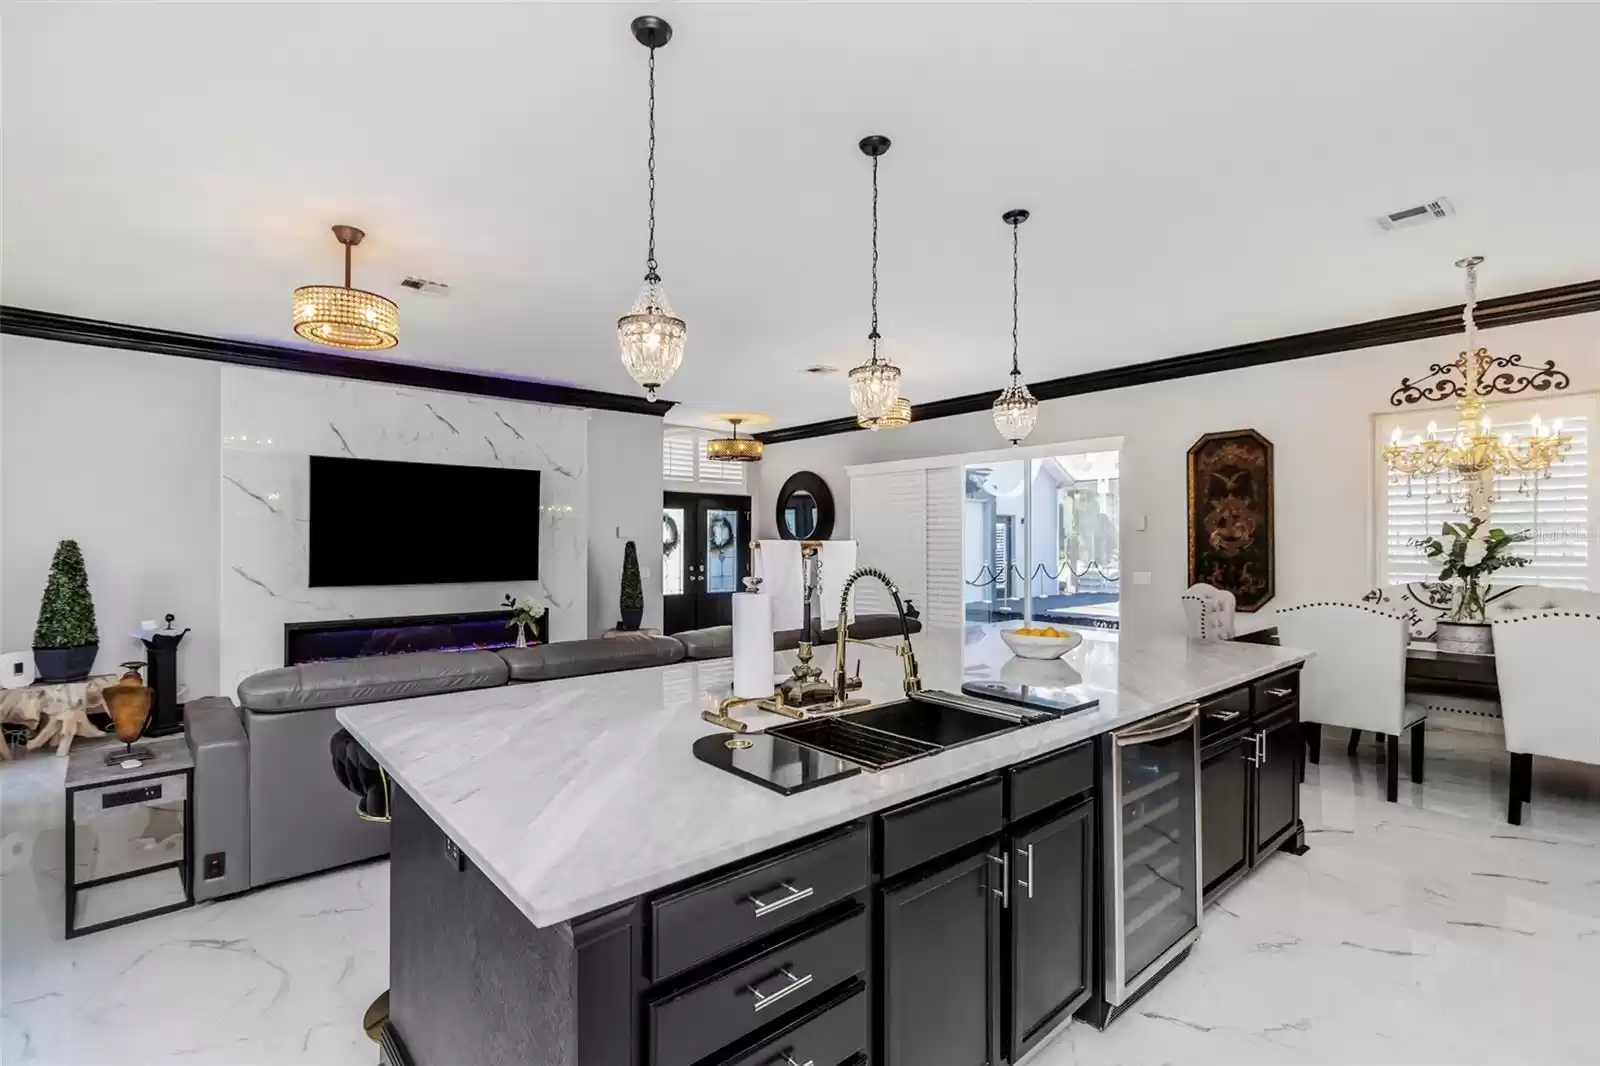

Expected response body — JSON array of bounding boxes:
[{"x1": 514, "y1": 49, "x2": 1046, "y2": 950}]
[
  {"x1": 1007, "y1": 798, "x2": 1094, "y2": 1061},
  {"x1": 1200, "y1": 731, "x2": 1252, "y2": 899},
  {"x1": 881, "y1": 845, "x2": 1003, "y2": 1066},
  {"x1": 1253, "y1": 711, "x2": 1300, "y2": 858},
  {"x1": 1199, "y1": 668, "x2": 1305, "y2": 906}
]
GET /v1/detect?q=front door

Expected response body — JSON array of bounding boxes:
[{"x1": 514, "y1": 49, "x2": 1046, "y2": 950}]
[{"x1": 662, "y1": 492, "x2": 752, "y2": 634}]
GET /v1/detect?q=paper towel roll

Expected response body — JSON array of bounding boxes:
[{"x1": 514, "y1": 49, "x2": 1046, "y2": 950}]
[
  {"x1": 732, "y1": 592, "x2": 776, "y2": 699},
  {"x1": 0, "y1": 651, "x2": 36, "y2": 690}
]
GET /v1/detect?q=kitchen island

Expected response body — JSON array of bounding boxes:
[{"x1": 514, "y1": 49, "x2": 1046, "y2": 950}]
[{"x1": 340, "y1": 624, "x2": 1310, "y2": 1066}]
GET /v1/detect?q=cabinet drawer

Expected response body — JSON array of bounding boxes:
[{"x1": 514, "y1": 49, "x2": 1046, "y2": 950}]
[
  {"x1": 1252, "y1": 671, "x2": 1300, "y2": 716},
  {"x1": 1008, "y1": 741, "x2": 1093, "y2": 823},
  {"x1": 880, "y1": 776, "x2": 1003, "y2": 880},
  {"x1": 650, "y1": 908, "x2": 867, "y2": 1066},
  {"x1": 1198, "y1": 687, "x2": 1250, "y2": 739},
  {"x1": 652, "y1": 825, "x2": 868, "y2": 982},
  {"x1": 713, "y1": 982, "x2": 868, "y2": 1066}
]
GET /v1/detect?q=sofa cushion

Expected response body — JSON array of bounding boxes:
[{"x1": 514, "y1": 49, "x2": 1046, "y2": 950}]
[
  {"x1": 498, "y1": 635, "x2": 684, "y2": 681},
  {"x1": 237, "y1": 650, "x2": 510, "y2": 713}
]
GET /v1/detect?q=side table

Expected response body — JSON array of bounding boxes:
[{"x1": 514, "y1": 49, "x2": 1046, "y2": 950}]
[{"x1": 64, "y1": 735, "x2": 194, "y2": 938}]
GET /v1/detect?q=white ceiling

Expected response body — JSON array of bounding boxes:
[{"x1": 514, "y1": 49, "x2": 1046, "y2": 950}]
[{"x1": 5, "y1": 2, "x2": 1598, "y2": 430}]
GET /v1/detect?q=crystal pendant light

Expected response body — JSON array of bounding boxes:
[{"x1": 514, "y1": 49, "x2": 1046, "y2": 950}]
[
  {"x1": 858, "y1": 396, "x2": 912, "y2": 430},
  {"x1": 617, "y1": 16, "x2": 686, "y2": 401},
  {"x1": 992, "y1": 209, "x2": 1039, "y2": 445},
  {"x1": 848, "y1": 135, "x2": 903, "y2": 422},
  {"x1": 293, "y1": 225, "x2": 399, "y2": 350},
  {"x1": 705, "y1": 417, "x2": 764, "y2": 462}
]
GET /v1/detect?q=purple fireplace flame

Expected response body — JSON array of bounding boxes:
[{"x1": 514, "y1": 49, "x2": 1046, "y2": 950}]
[{"x1": 283, "y1": 610, "x2": 550, "y2": 666}]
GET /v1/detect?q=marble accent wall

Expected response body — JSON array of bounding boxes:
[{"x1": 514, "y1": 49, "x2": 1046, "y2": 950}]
[{"x1": 220, "y1": 368, "x2": 588, "y2": 691}]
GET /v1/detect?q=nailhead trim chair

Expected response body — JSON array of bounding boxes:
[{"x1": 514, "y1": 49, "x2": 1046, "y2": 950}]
[
  {"x1": 1277, "y1": 602, "x2": 1429, "y2": 802},
  {"x1": 1491, "y1": 610, "x2": 1600, "y2": 825},
  {"x1": 1182, "y1": 583, "x2": 1237, "y2": 641}
]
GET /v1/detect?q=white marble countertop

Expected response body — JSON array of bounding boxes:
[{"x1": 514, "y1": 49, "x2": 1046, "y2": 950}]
[{"x1": 338, "y1": 625, "x2": 1310, "y2": 928}]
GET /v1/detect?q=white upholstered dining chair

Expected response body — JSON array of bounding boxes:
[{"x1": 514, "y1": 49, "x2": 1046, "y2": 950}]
[
  {"x1": 1276, "y1": 602, "x2": 1428, "y2": 802},
  {"x1": 1181, "y1": 583, "x2": 1237, "y2": 641},
  {"x1": 1491, "y1": 610, "x2": 1600, "y2": 825}
]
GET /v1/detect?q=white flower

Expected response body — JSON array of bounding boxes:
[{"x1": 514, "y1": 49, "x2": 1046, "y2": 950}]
[{"x1": 1463, "y1": 539, "x2": 1488, "y2": 568}]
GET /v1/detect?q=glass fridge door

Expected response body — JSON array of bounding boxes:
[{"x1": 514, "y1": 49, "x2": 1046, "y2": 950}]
[{"x1": 1111, "y1": 707, "x2": 1201, "y2": 998}]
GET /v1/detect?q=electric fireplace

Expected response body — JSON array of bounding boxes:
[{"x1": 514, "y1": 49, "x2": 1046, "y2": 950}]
[{"x1": 283, "y1": 610, "x2": 550, "y2": 667}]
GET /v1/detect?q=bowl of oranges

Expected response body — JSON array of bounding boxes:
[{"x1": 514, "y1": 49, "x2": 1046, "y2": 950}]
[{"x1": 999, "y1": 623, "x2": 1084, "y2": 660}]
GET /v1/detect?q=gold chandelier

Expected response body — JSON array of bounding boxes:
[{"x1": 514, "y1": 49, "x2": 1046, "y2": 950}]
[
  {"x1": 293, "y1": 225, "x2": 399, "y2": 350},
  {"x1": 1382, "y1": 256, "x2": 1572, "y2": 510},
  {"x1": 705, "y1": 418, "x2": 764, "y2": 462},
  {"x1": 858, "y1": 396, "x2": 912, "y2": 430}
]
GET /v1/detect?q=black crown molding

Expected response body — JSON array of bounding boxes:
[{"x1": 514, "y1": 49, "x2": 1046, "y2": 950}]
[
  {"x1": 0, "y1": 306, "x2": 676, "y2": 418},
  {"x1": 755, "y1": 277, "x2": 1600, "y2": 445}
]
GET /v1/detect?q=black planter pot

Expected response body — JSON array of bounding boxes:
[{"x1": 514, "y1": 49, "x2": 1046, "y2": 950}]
[
  {"x1": 34, "y1": 643, "x2": 98, "y2": 683},
  {"x1": 619, "y1": 608, "x2": 643, "y2": 632}
]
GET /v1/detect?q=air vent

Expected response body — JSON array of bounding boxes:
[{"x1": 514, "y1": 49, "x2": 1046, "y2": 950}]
[
  {"x1": 803, "y1": 364, "x2": 840, "y2": 375},
  {"x1": 400, "y1": 277, "x2": 451, "y2": 295},
  {"x1": 1375, "y1": 197, "x2": 1455, "y2": 232}
]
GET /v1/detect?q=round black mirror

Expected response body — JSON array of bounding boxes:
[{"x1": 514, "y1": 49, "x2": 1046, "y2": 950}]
[{"x1": 775, "y1": 471, "x2": 834, "y2": 541}]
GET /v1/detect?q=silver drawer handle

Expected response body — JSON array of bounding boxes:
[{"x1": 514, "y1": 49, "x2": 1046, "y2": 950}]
[
  {"x1": 1267, "y1": 687, "x2": 1293, "y2": 698},
  {"x1": 1207, "y1": 709, "x2": 1242, "y2": 722},
  {"x1": 1016, "y1": 844, "x2": 1035, "y2": 900},
  {"x1": 779, "y1": 1056, "x2": 814, "y2": 1066},
  {"x1": 748, "y1": 967, "x2": 813, "y2": 1012},
  {"x1": 747, "y1": 881, "x2": 814, "y2": 918}
]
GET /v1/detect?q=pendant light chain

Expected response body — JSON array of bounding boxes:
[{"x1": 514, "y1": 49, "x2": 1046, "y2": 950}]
[
  {"x1": 869, "y1": 152, "x2": 881, "y2": 362},
  {"x1": 645, "y1": 45, "x2": 658, "y2": 280},
  {"x1": 1010, "y1": 219, "x2": 1020, "y2": 379}
]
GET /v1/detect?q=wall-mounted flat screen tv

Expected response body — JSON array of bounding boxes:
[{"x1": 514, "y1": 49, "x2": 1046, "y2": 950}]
[{"x1": 308, "y1": 455, "x2": 540, "y2": 587}]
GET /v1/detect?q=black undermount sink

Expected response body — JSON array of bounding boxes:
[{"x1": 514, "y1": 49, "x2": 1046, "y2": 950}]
[
  {"x1": 766, "y1": 692, "x2": 1041, "y2": 771},
  {"x1": 840, "y1": 698, "x2": 1023, "y2": 749},
  {"x1": 694, "y1": 688, "x2": 1099, "y2": 795}
]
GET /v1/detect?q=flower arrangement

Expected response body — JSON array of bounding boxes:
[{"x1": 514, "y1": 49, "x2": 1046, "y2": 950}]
[
  {"x1": 502, "y1": 593, "x2": 549, "y2": 647},
  {"x1": 1411, "y1": 517, "x2": 1531, "y2": 623}
]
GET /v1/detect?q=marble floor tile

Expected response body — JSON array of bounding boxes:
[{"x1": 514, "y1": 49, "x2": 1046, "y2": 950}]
[{"x1": 4, "y1": 726, "x2": 1598, "y2": 1065}]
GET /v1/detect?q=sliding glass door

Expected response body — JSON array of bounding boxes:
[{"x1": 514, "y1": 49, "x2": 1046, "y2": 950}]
[{"x1": 962, "y1": 450, "x2": 1121, "y2": 629}]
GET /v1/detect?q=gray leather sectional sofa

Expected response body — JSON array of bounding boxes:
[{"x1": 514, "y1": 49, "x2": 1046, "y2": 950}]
[{"x1": 182, "y1": 622, "x2": 913, "y2": 900}]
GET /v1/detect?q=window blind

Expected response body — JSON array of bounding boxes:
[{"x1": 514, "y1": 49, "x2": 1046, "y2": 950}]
[
  {"x1": 696, "y1": 436, "x2": 746, "y2": 486},
  {"x1": 662, "y1": 430, "x2": 697, "y2": 481},
  {"x1": 1376, "y1": 395, "x2": 1594, "y2": 590},
  {"x1": 662, "y1": 430, "x2": 746, "y2": 489}
]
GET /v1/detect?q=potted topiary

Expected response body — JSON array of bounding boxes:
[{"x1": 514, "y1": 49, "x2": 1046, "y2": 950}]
[
  {"x1": 619, "y1": 541, "x2": 644, "y2": 631},
  {"x1": 33, "y1": 539, "x2": 101, "y2": 682}
]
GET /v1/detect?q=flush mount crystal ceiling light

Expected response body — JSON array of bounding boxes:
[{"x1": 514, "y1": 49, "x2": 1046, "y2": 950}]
[
  {"x1": 292, "y1": 225, "x2": 399, "y2": 350},
  {"x1": 617, "y1": 15, "x2": 687, "y2": 402},
  {"x1": 705, "y1": 417, "x2": 764, "y2": 462},
  {"x1": 847, "y1": 135, "x2": 904, "y2": 423},
  {"x1": 858, "y1": 396, "x2": 912, "y2": 431},
  {"x1": 992, "y1": 209, "x2": 1039, "y2": 445}
]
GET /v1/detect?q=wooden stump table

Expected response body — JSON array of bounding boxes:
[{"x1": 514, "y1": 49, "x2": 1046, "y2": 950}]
[{"x1": 0, "y1": 676, "x2": 117, "y2": 758}]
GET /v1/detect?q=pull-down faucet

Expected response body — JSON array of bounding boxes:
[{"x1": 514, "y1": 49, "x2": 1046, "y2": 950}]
[{"x1": 833, "y1": 567, "x2": 922, "y2": 704}]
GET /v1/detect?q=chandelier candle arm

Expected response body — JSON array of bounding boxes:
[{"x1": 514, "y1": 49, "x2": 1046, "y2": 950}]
[
  {"x1": 617, "y1": 16, "x2": 687, "y2": 402},
  {"x1": 992, "y1": 208, "x2": 1039, "y2": 446},
  {"x1": 848, "y1": 135, "x2": 903, "y2": 423},
  {"x1": 1381, "y1": 256, "x2": 1573, "y2": 519}
]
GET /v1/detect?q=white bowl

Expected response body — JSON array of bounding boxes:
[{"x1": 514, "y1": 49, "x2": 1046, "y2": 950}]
[{"x1": 999, "y1": 627, "x2": 1084, "y2": 660}]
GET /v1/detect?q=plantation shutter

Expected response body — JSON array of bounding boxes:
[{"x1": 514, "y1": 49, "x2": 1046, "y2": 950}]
[
  {"x1": 662, "y1": 429, "x2": 697, "y2": 481},
  {"x1": 662, "y1": 429, "x2": 746, "y2": 490},
  {"x1": 1376, "y1": 394, "x2": 1595, "y2": 589}
]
